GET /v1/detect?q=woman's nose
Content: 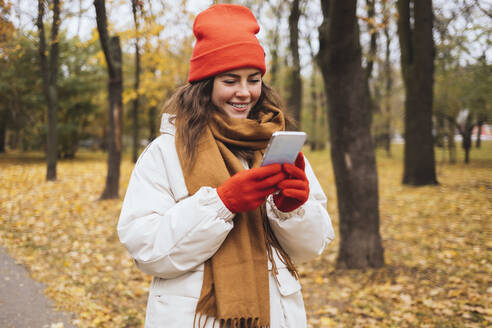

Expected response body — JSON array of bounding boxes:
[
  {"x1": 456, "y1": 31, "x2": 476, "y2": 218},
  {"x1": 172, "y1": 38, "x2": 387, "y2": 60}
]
[{"x1": 235, "y1": 83, "x2": 250, "y2": 98}]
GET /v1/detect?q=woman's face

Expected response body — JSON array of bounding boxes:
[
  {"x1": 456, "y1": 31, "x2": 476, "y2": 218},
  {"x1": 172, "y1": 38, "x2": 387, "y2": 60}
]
[{"x1": 211, "y1": 68, "x2": 262, "y2": 119}]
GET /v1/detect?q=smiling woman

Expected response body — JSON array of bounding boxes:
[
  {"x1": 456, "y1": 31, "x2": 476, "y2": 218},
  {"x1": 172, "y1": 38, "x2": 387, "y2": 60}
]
[{"x1": 117, "y1": 4, "x2": 334, "y2": 328}]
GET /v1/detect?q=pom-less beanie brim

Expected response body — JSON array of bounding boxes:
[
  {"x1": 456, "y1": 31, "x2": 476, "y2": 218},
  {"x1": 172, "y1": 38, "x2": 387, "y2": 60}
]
[
  {"x1": 188, "y1": 42, "x2": 265, "y2": 82},
  {"x1": 187, "y1": 4, "x2": 266, "y2": 82}
]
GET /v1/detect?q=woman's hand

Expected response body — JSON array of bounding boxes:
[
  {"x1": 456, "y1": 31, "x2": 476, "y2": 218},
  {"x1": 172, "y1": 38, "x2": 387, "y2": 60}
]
[
  {"x1": 217, "y1": 164, "x2": 286, "y2": 213},
  {"x1": 273, "y1": 152, "x2": 310, "y2": 212}
]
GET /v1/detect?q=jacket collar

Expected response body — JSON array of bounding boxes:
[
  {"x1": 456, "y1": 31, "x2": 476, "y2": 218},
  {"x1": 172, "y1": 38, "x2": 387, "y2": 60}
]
[{"x1": 160, "y1": 114, "x2": 176, "y2": 136}]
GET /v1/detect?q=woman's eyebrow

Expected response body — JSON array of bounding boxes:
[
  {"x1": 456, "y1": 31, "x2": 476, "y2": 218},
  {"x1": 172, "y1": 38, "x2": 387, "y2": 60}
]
[
  {"x1": 218, "y1": 73, "x2": 240, "y2": 78},
  {"x1": 218, "y1": 72, "x2": 261, "y2": 78}
]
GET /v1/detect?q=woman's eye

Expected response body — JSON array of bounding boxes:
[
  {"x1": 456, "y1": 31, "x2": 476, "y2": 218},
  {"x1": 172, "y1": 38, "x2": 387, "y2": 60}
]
[
  {"x1": 249, "y1": 79, "x2": 261, "y2": 83},
  {"x1": 223, "y1": 80, "x2": 236, "y2": 84}
]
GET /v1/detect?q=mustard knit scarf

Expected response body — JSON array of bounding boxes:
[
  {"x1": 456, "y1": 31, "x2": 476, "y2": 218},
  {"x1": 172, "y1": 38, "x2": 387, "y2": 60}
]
[{"x1": 175, "y1": 104, "x2": 297, "y2": 328}]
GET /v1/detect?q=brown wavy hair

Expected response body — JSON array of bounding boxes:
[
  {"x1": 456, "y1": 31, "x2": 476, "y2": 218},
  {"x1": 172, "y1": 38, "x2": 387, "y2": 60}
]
[{"x1": 161, "y1": 79, "x2": 295, "y2": 167}]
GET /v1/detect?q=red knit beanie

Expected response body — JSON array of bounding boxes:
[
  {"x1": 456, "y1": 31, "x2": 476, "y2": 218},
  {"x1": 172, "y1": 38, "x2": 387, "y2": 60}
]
[{"x1": 188, "y1": 4, "x2": 266, "y2": 83}]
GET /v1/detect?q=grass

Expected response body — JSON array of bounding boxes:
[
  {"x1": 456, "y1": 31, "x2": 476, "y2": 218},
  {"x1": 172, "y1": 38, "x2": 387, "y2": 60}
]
[
  {"x1": 0, "y1": 141, "x2": 490, "y2": 327},
  {"x1": 302, "y1": 142, "x2": 491, "y2": 327}
]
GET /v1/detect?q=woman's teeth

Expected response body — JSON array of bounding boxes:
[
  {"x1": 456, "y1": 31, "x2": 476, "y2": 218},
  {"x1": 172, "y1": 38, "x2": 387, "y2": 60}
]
[{"x1": 230, "y1": 103, "x2": 248, "y2": 109}]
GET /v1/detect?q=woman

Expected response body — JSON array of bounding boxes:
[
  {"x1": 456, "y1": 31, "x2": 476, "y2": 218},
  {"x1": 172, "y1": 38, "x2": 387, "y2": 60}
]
[{"x1": 118, "y1": 4, "x2": 334, "y2": 328}]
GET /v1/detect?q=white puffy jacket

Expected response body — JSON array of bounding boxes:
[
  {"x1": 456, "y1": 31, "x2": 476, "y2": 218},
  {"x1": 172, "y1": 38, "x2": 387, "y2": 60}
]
[{"x1": 118, "y1": 115, "x2": 335, "y2": 328}]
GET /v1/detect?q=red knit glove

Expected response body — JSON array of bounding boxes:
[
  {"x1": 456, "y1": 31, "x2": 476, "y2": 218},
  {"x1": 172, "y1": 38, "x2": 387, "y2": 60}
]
[
  {"x1": 273, "y1": 152, "x2": 310, "y2": 212},
  {"x1": 217, "y1": 164, "x2": 286, "y2": 213}
]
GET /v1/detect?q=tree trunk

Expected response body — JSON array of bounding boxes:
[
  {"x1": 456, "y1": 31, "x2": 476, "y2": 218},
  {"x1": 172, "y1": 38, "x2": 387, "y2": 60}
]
[
  {"x1": 435, "y1": 114, "x2": 445, "y2": 148},
  {"x1": 307, "y1": 37, "x2": 318, "y2": 151},
  {"x1": 444, "y1": 116, "x2": 457, "y2": 164},
  {"x1": 318, "y1": 0, "x2": 384, "y2": 269},
  {"x1": 131, "y1": 0, "x2": 141, "y2": 163},
  {"x1": 287, "y1": 0, "x2": 302, "y2": 126},
  {"x1": 365, "y1": 0, "x2": 377, "y2": 78},
  {"x1": 476, "y1": 120, "x2": 483, "y2": 148},
  {"x1": 461, "y1": 114, "x2": 474, "y2": 164},
  {"x1": 268, "y1": 3, "x2": 282, "y2": 89},
  {"x1": 318, "y1": 82, "x2": 328, "y2": 150},
  {"x1": 397, "y1": 0, "x2": 438, "y2": 185},
  {"x1": 37, "y1": 0, "x2": 60, "y2": 181},
  {"x1": 463, "y1": 127, "x2": 471, "y2": 164},
  {"x1": 309, "y1": 69, "x2": 318, "y2": 151},
  {"x1": 464, "y1": 146, "x2": 470, "y2": 163},
  {"x1": 364, "y1": 0, "x2": 378, "y2": 113},
  {"x1": 447, "y1": 120, "x2": 456, "y2": 164},
  {"x1": 383, "y1": 18, "x2": 392, "y2": 156},
  {"x1": 9, "y1": 130, "x2": 18, "y2": 150},
  {"x1": 269, "y1": 27, "x2": 280, "y2": 88},
  {"x1": 0, "y1": 109, "x2": 6, "y2": 153},
  {"x1": 95, "y1": 0, "x2": 123, "y2": 199}
]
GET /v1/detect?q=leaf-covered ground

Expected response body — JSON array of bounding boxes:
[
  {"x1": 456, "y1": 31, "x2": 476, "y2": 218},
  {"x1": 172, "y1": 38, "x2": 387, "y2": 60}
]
[{"x1": 0, "y1": 143, "x2": 490, "y2": 327}]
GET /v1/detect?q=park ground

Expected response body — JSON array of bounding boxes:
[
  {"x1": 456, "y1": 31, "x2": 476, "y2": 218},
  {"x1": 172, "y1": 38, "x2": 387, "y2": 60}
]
[{"x1": 0, "y1": 143, "x2": 490, "y2": 327}]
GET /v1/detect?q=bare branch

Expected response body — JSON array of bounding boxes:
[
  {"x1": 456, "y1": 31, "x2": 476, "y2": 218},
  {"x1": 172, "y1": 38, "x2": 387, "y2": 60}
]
[
  {"x1": 49, "y1": 0, "x2": 60, "y2": 86},
  {"x1": 365, "y1": 0, "x2": 378, "y2": 80},
  {"x1": 474, "y1": 0, "x2": 492, "y2": 19}
]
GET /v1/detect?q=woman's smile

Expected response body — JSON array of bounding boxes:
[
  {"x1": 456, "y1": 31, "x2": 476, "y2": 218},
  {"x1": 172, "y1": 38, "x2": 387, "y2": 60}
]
[{"x1": 228, "y1": 102, "x2": 250, "y2": 111}]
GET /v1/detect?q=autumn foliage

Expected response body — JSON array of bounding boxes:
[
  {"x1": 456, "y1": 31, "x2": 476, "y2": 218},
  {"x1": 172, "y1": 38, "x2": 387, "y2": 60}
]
[{"x1": 0, "y1": 143, "x2": 490, "y2": 327}]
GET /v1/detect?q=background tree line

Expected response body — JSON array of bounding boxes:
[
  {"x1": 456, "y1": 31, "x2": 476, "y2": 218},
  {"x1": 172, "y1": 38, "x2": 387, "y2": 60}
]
[{"x1": 0, "y1": 0, "x2": 490, "y2": 269}]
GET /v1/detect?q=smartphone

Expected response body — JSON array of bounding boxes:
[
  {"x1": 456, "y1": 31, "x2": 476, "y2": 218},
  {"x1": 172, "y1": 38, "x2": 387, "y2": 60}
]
[{"x1": 261, "y1": 131, "x2": 307, "y2": 166}]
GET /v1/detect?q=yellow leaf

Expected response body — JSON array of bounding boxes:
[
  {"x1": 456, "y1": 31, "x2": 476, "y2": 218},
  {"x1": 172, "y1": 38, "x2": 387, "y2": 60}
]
[
  {"x1": 371, "y1": 306, "x2": 386, "y2": 318},
  {"x1": 320, "y1": 316, "x2": 336, "y2": 327}
]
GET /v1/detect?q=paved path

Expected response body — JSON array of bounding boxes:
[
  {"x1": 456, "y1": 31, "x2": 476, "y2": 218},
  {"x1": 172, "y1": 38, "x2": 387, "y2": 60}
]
[{"x1": 0, "y1": 245, "x2": 76, "y2": 328}]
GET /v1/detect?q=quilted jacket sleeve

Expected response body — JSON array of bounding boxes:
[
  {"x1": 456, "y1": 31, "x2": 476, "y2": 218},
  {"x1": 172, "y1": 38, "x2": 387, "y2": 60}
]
[
  {"x1": 266, "y1": 157, "x2": 335, "y2": 264},
  {"x1": 117, "y1": 137, "x2": 234, "y2": 279}
]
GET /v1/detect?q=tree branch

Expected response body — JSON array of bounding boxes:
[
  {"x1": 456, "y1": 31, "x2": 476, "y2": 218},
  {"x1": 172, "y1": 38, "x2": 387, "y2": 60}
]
[
  {"x1": 36, "y1": 0, "x2": 50, "y2": 100},
  {"x1": 49, "y1": 0, "x2": 60, "y2": 86},
  {"x1": 36, "y1": 0, "x2": 47, "y2": 77},
  {"x1": 365, "y1": 0, "x2": 377, "y2": 80},
  {"x1": 94, "y1": 0, "x2": 114, "y2": 75},
  {"x1": 474, "y1": 0, "x2": 492, "y2": 19}
]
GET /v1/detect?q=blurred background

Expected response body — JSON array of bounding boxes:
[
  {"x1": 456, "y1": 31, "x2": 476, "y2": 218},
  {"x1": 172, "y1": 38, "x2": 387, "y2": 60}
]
[
  {"x1": 0, "y1": 0, "x2": 490, "y2": 327},
  {"x1": 1, "y1": 0, "x2": 490, "y2": 160}
]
